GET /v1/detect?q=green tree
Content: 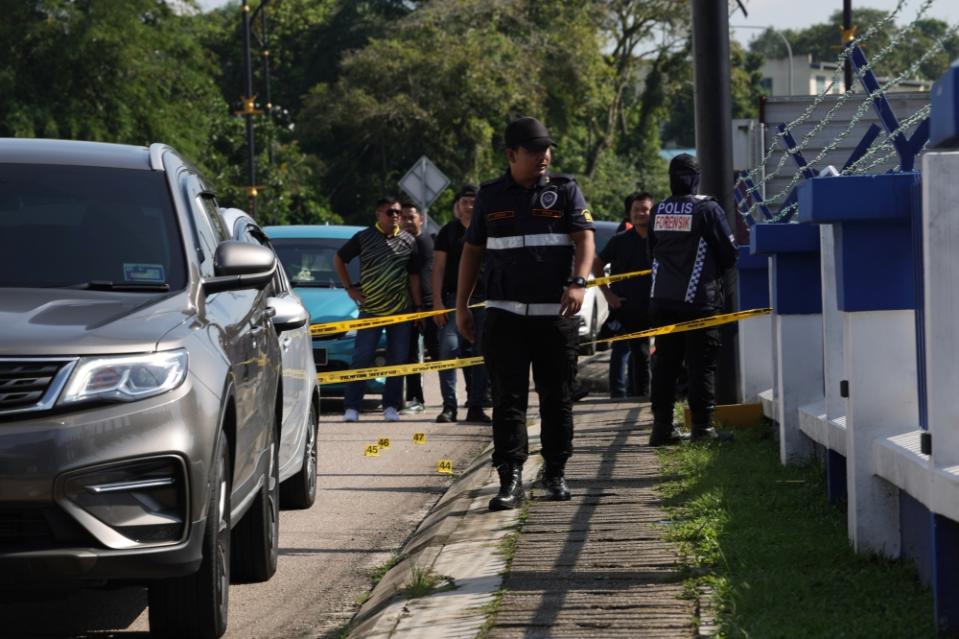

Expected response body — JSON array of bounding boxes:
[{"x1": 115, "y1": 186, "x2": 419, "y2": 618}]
[
  {"x1": 296, "y1": 0, "x2": 692, "y2": 223},
  {"x1": 0, "y1": 0, "x2": 223, "y2": 164},
  {"x1": 747, "y1": 8, "x2": 959, "y2": 82}
]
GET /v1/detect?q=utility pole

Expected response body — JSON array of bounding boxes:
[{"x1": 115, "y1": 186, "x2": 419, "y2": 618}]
[
  {"x1": 240, "y1": 0, "x2": 258, "y2": 215},
  {"x1": 843, "y1": 0, "x2": 854, "y2": 91},
  {"x1": 259, "y1": 4, "x2": 274, "y2": 165},
  {"x1": 692, "y1": 0, "x2": 739, "y2": 403}
]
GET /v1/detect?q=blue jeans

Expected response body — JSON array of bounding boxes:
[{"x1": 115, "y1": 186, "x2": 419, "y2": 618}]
[
  {"x1": 344, "y1": 314, "x2": 412, "y2": 411},
  {"x1": 437, "y1": 294, "x2": 489, "y2": 410},
  {"x1": 609, "y1": 339, "x2": 634, "y2": 398}
]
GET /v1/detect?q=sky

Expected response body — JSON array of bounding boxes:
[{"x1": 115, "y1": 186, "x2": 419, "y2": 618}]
[
  {"x1": 731, "y1": 0, "x2": 959, "y2": 48},
  {"x1": 196, "y1": 0, "x2": 959, "y2": 49}
]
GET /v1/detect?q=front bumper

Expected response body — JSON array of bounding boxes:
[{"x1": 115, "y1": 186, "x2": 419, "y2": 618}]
[{"x1": 0, "y1": 376, "x2": 220, "y2": 583}]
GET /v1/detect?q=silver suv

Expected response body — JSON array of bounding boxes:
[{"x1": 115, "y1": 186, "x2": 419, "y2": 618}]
[{"x1": 0, "y1": 139, "x2": 303, "y2": 638}]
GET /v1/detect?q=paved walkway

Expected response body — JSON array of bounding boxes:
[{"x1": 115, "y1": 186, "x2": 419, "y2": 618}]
[
  {"x1": 344, "y1": 356, "x2": 696, "y2": 639},
  {"x1": 487, "y1": 399, "x2": 693, "y2": 638}
]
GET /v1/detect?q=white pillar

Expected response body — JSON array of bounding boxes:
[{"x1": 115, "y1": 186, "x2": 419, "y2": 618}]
[
  {"x1": 819, "y1": 225, "x2": 845, "y2": 422},
  {"x1": 775, "y1": 313, "x2": 821, "y2": 464},
  {"x1": 843, "y1": 310, "x2": 918, "y2": 556},
  {"x1": 738, "y1": 314, "x2": 773, "y2": 403},
  {"x1": 923, "y1": 150, "x2": 959, "y2": 469}
]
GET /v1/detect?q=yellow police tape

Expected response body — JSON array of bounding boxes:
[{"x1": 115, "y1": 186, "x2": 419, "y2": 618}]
[
  {"x1": 310, "y1": 303, "x2": 484, "y2": 336},
  {"x1": 317, "y1": 356, "x2": 484, "y2": 385},
  {"x1": 309, "y1": 272, "x2": 651, "y2": 336},
  {"x1": 589, "y1": 269, "x2": 651, "y2": 288},
  {"x1": 596, "y1": 307, "x2": 773, "y2": 345},
  {"x1": 315, "y1": 307, "x2": 772, "y2": 385}
]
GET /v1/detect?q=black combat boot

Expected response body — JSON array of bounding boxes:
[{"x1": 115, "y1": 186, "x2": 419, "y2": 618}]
[
  {"x1": 690, "y1": 423, "x2": 732, "y2": 442},
  {"x1": 648, "y1": 421, "x2": 687, "y2": 447},
  {"x1": 489, "y1": 463, "x2": 524, "y2": 511},
  {"x1": 542, "y1": 471, "x2": 571, "y2": 501}
]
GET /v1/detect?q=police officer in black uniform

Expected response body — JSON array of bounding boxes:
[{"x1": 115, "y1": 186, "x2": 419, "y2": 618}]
[
  {"x1": 456, "y1": 116, "x2": 595, "y2": 511},
  {"x1": 648, "y1": 154, "x2": 738, "y2": 446}
]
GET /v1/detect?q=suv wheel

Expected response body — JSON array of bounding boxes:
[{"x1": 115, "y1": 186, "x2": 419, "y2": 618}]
[
  {"x1": 281, "y1": 402, "x2": 318, "y2": 509},
  {"x1": 231, "y1": 418, "x2": 280, "y2": 582},
  {"x1": 148, "y1": 434, "x2": 231, "y2": 639}
]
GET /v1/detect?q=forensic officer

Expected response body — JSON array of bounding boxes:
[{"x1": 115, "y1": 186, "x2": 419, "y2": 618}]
[
  {"x1": 647, "y1": 154, "x2": 738, "y2": 445},
  {"x1": 456, "y1": 116, "x2": 595, "y2": 511}
]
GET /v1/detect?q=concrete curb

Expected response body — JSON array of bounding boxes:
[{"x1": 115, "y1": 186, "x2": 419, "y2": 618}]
[{"x1": 346, "y1": 424, "x2": 543, "y2": 639}]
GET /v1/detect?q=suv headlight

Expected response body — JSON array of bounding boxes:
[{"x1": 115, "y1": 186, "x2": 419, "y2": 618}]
[{"x1": 58, "y1": 350, "x2": 188, "y2": 405}]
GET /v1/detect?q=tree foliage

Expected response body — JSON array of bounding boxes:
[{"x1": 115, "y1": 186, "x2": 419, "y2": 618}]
[{"x1": 747, "y1": 9, "x2": 959, "y2": 82}]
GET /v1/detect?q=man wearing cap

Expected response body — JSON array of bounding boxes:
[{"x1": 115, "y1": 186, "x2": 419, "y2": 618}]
[
  {"x1": 647, "y1": 154, "x2": 738, "y2": 446},
  {"x1": 456, "y1": 116, "x2": 595, "y2": 510},
  {"x1": 431, "y1": 185, "x2": 491, "y2": 424}
]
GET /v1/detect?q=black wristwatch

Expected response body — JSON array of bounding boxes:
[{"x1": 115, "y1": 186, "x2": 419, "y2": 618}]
[{"x1": 566, "y1": 276, "x2": 587, "y2": 288}]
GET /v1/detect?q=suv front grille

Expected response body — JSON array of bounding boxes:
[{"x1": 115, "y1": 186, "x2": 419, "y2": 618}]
[{"x1": 0, "y1": 359, "x2": 74, "y2": 415}]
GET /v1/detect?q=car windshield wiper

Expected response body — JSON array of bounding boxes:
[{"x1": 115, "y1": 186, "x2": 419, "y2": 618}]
[
  {"x1": 290, "y1": 280, "x2": 338, "y2": 288},
  {"x1": 64, "y1": 280, "x2": 171, "y2": 292}
]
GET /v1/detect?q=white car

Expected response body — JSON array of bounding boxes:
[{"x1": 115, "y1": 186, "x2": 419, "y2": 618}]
[
  {"x1": 220, "y1": 208, "x2": 320, "y2": 509},
  {"x1": 575, "y1": 220, "x2": 623, "y2": 354}
]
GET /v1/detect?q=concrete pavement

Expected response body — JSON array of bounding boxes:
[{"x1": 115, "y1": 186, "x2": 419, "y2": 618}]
[{"x1": 344, "y1": 357, "x2": 698, "y2": 638}]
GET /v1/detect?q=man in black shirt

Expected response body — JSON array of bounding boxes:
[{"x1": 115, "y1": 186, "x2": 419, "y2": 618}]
[
  {"x1": 400, "y1": 202, "x2": 435, "y2": 412},
  {"x1": 432, "y1": 185, "x2": 491, "y2": 424},
  {"x1": 592, "y1": 191, "x2": 654, "y2": 398}
]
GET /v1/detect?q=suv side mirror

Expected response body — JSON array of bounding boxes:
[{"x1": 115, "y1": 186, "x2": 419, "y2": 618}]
[
  {"x1": 203, "y1": 241, "x2": 276, "y2": 294},
  {"x1": 268, "y1": 295, "x2": 309, "y2": 333}
]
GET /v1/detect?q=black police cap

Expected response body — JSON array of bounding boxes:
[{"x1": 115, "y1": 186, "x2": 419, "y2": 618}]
[
  {"x1": 504, "y1": 116, "x2": 553, "y2": 151},
  {"x1": 669, "y1": 153, "x2": 700, "y2": 175},
  {"x1": 454, "y1": 184, "x2": 478, "y2": 202}
]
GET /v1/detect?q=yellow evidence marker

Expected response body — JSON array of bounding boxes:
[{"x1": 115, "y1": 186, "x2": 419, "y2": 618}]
[
  {"x1": 413, "y1": 433, "x2": 427, "y2": 445},
  {"x1": 377, "y1": 437, "x2": 391, "y2": 449},
  {"x1": 364, "y1": 444, "x2": 380, "y2": 457},
  {"x1": 436, "y1": 459, "x2": 453, "y2": 474}
]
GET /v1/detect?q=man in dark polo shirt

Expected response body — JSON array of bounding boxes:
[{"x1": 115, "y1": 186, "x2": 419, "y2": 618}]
[
  {"x1": 431, "y1": 184, "x2": 491, "y2": 424},
  {"x1": 334, "y1": 196, "x2": 422, "y2": 423},
  {"x1": 592, "y1": 191, "x2": 654, "y2": 398},
  {"x1": 400, "y1": 201, "x2": 435, "y2": 412}
]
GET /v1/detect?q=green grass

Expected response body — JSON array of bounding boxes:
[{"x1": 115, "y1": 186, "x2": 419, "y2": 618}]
[
  {"x1": 475, "y1": 500, "x2": 531, "y2": 639},
  {"x1": 657, "y1": 423, "x2": 935, "y2": 639},
  {"x1": 404, "y1": 564, "x2": 451, "y2": 598}
]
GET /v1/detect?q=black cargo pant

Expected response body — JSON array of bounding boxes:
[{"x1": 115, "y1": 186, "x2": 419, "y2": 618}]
[
  {"x1": 649, "y1": 304, "x2": 721, "y2": 429},
  {"x1": 483, "y1": 309, "x2": 579, "y2": 473}
]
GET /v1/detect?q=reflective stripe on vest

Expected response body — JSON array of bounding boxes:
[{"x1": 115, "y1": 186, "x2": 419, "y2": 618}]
[
  {"x1": 485, "y1": 300, "x2": 562, "y2": 316},
  {"x1": 487, "y1": 233, "x2": 572, "y2": 250}
]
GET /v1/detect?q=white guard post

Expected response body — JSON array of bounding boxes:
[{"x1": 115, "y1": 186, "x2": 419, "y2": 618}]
[
  {"x1": 799, "y1": 172, "x2": 921, "y2": 559},
  {"x1": 750, "y1": 223, "x2": 821, "y2": 465},
  {"x1": 735, "y1": 246, "x2": 772, "y2": 404}
]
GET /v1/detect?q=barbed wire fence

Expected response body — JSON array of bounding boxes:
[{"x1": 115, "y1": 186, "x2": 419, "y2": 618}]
[{"x1": 735, "y1": 0, "x2": 954, "y2": 224}]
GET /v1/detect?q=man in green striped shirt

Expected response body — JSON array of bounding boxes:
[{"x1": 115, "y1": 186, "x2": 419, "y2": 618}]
[{"x1": 334, "y1": 196, "x2": 423, "y2": 422}]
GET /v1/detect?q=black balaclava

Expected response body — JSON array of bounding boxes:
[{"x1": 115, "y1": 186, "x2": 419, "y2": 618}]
[{"x1": 669, "y1": 153, "x2": 701, "y2": 196}]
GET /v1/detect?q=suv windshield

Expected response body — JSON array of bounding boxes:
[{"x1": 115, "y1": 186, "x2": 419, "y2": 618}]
[
  {"x1": 0, "y1": 164, "x2": 186, "y2": 290},
  {"x1": 272, "y1": 238, "x2": 358, "y2": 288}
]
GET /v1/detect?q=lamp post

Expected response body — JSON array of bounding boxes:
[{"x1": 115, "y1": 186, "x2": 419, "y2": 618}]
[
  {"x1": 733, "y1": 25, "x2": 794, "y2": 96},
  {"x1": 240, "y1": 0, "x2": 257, "y2": 215}
]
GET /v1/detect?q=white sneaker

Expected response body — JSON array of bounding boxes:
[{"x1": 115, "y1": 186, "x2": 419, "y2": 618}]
[
  {"x1": 383, "y1": 407, "x2": 400, "y2": 422},
  {"x1": 344, "y1": 408, "x2": 359, "y2": 422}
]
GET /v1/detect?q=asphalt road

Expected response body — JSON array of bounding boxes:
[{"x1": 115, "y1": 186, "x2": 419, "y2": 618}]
[{"x1": 0, "y1": 374, "x2": 491, "y2": 639}]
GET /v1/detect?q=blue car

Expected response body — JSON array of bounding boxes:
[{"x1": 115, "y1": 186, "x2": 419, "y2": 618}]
[{"x1": 264, "y1": 225, "x2": 387, "y2": 397}]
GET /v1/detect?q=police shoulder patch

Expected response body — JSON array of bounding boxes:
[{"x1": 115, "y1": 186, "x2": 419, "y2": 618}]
[{"x1": 582, "y1": 208, "x2": 593, "y2": 222}]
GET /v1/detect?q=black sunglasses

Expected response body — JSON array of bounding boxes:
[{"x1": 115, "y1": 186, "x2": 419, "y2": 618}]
[{"x1": 383, "y1": 208, "x2": 401, "y2": 216}]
